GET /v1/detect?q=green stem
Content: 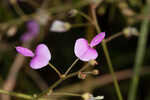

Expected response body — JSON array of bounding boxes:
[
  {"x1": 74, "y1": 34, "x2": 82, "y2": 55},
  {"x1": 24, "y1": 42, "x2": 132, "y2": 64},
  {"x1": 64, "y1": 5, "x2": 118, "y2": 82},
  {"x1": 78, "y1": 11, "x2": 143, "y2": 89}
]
[
  {"x1": 0, "y1": 89, "x2": 45, "y2": 100},
  {"x1": 71, "y1": 23, "x2": 92, "y2": 28},
  {"x1": 66, "y1": 63, "x2": 91, "y2": 79},
  {"x1": 101, "y1": 42, "x2": 123, "y2": 100},
  {"x1": 127, "y1": 3, "x2": 150, "y2": 100},
  {"x1": 64, "y1": 58, "x2": 79, "y2": 75},
  {"x1": 48, "y1": 63, "x2": 62, "y2": 78},
  {"x1": 36, "y1": 63, "x2": 91, "y2": 99},
  {"x1": 52, "y1": 92, "x2": 81, "y2": 97},
  {"x1": 0, "y1": 89, "x2": 81, "y2": 100},
  {"x1": 78, "y1": 11, "x2": 95, "y2": 25},
  {"x1": 36, "y1": 79, "x2": 64, "y2": 99},
  {"x1": 90, "y1": 5, "x2": 123, "y2": 100},
  {"x1": 13, "y1": 2, "x2": 25, "y2": 16},
  {"x1": 105, "y1": 32, "x2": 123, "y2": 43}
]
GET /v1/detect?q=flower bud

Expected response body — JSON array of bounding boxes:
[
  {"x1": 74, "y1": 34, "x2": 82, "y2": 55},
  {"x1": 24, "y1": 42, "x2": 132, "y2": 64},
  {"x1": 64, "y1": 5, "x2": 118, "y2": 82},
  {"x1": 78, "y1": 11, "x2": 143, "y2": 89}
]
[
  {"x1": 78, "y1": 72, "x2": 87, "y2": 79},
  {"x1": 123, "y1": 27, "x2": 139, "y2": 37},
  {"x1": 33, "y1": 94, "x2": 37, "y2": 98},
  {"x1": 69, "y1": 9, "x2": 78, "y2": 17},
  {"x1": 35, "y1": 9, "x2": 50, "y2": 25},
  {"x1": 7, "y1": 26, "x2": 17, "y2": 37},
  {"x1": 89, "y1": 60, "x2": 98, "y2": 66},
  {"x1": 82, "y1": 93, "x2": 92, "y2": 100},
  {"x1": 118, "y1": 2, "x2": 135, "y2": 17},
  {"x1": 82, "y1": 93, "x2": 104, "y2": 100},
  {"x1": 46, "y1": 90, "x2": 53, "y2": 96},
  {"x1": 94, "y1": 96, "x2": 104, "y2": 100},
  {"x1": 50, "y1": 20, "x2": 71, "y2": 32},
  {"x1": 92, "y1": 69, "x2": 99, "y2": 75}
]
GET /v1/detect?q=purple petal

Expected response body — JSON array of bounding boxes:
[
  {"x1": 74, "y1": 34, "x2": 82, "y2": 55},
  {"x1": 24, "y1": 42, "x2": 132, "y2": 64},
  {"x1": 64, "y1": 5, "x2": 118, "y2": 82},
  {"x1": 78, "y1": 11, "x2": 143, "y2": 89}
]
[
  {"x1": 20, "y1": 20, "x2": 39, "y2": 43},
  {"x1": 30, "y1": 44, "x2": 51, "y2": 69},
  {"x1": 74, "y1": 38, "x2": 89, "y2": 58},
  {"x1": 74, "y1": 38, "x2": 98, "y2": 61},
  {"x1": 16, "y1": 46, "x2": 34, "y2": 57},
  {"x1": 90, "y1": 32, "x2": 105, "y2": 47},
  {"x1": 80, "y1": 47, "x2": 98, "y2": 61},
  {"x1": 20, "y1": 32, "x2": 34, "y2": 43},
  {"x1": 27, "y1": 20, "x2": 39, "y2": 34}
]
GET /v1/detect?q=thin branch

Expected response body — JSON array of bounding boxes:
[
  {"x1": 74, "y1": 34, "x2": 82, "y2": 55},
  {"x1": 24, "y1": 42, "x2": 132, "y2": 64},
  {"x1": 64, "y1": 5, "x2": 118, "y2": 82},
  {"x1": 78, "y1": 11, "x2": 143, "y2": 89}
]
[
  {"x1": 90, "y1": 4, "x2": 123, "y2": 100},
  {"x1": 48, "y1": 63, "x2": 62, "y2": 78},
  {"x1": 1, "y1": 43, "x2": 31, "y2": 100},
  {"x1": 64, "y1": 58, "x2": 79, "y2": 75},
  {"x1": 11, "y1": 0, "x2": 25, "y2": 16},
  {"x1": 0, "y1": 89, "x2": 49, "y2": 100},
  {"x1": 105, "y1": 32, "x2": 123, "y2": 43},
  {"x1": 54, "y1": 67, "x2": 150, "y2": 97},
  {"x1": 35, "y1": 63, "x2": 91, "y2": 99},
  {"x1": 127, "y1": 2, "x2": 150, "y2": 100}
]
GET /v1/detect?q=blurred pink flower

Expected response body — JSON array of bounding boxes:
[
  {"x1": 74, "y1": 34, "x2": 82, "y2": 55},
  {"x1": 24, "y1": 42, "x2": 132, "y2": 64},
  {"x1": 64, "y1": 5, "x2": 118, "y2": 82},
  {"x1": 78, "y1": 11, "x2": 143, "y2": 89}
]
[
  {"x1": 74, "y1": 32, "x2": 105, "y2": 61},
  {"x1": 16, "y1": 44, "x2": 51, "y2": 69},
  {"x1": 21, "y1": 20, "x2": 39, "y2": 43}
]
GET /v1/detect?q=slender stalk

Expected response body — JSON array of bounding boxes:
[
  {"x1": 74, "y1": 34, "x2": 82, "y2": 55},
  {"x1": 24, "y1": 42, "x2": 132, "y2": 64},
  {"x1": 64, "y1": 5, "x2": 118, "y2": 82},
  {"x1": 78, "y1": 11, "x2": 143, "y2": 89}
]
[
  {"x1": 105, "y1": 32, "x2": 123, "y2": 43},
  {"x1": 36, "y1": 63, "x2": 91, "y2": 99},
  {"x1": 12, "y1": 0, "x2": 25, "y2": 16},
  {"x1": 127, "y1": 2, "x2": 150, "y2": 100},
  {"x1": 71, "y1": 23, "x2": 92, "y2": 28},
  {"x1": 48, "y1": 63, "x2": 62, "y2": 78},
  {"x1": 64, "y1": 58, "x2": 79, "y2": 75},
  {"x1": 0, "y1": 89, "x2": 47, "y2": 100},
  {"x1": 78, "y1": 11, "x2": 95, "y2": 25},
  {"x1": 52, "y1": 92, "x2": 81, "y2": 97},
  {"x1": 66, "y1": 63, "x2": 91, "y2": 79},
  {"x1": 101, "y1": 42, "x2": 123, "y2": 100},
  {"x1": 0, "y1": 89, "x2": 81, "y2": 100},
  {"x1": 90, "y1": 5, "x2": 123, "y2": 100},
  {"x1": 0, "y1": 82, "x2": 83, "y2": 100},
  {"x1": 0, "y1": 89, "x2": 33, "y2": 100},
  {"x1": 36, "y1": 79, "x2": 64, "y2": 99}
]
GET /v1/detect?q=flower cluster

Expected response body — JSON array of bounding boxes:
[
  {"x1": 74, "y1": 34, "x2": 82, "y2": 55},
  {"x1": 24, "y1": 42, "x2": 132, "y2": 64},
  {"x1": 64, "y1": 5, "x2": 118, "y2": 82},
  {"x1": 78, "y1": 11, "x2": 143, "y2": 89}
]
[{"x1": 16, "y1": 32, "x2": 105, "y2": 69}]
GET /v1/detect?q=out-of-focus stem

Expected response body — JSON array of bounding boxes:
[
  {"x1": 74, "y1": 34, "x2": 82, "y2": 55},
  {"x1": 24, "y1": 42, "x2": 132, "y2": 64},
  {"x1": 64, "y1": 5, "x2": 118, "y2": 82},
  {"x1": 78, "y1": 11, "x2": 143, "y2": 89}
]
[
  {"x1": 12, "y1": 0, "x2": 25, "y2": 16},
  {"x1": 78, "y1": 11, "x2": 95, "y2": 25},
  {"x1": 127, "y1": 2, "x2": 150, "y2": 100},
  {"x1": 0, "y1": 89, "x2": 46, "y2": 100},
  {"x1": 64, "y1": 58, "x2": 79, "y2": 75},
  {"x1": 105, "y1": 32, "x2": 123, "y2": 43},
  {"x1": 52, "y1": 92, "x2": 81, "y2": 97},
  {"x1": 71, "y1": 23, "x2": 92, "y2": 28},
  {"x1": 90, "y1": 5, "x2": 123, "y2": 100}
]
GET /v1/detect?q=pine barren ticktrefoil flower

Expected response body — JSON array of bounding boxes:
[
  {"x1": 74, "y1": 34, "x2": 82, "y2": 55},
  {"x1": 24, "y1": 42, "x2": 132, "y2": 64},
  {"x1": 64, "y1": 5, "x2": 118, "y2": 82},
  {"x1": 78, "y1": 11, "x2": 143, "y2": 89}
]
[
  {"x1": 82, "y1": 93, "x2": 104, "y2": 100},
  {"x1": 74, "y1": 32, "x2": 105, "y2": 61},
  {"x1": 16, "y1": 44, "x2": 51, "y2": 69}
]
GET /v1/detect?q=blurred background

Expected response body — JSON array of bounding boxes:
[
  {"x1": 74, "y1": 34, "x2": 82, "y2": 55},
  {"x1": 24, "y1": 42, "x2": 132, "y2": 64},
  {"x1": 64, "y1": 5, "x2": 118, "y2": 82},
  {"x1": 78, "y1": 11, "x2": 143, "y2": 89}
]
[{"x1": 0, "y1": 0, "x2": 150, "y2": 100}]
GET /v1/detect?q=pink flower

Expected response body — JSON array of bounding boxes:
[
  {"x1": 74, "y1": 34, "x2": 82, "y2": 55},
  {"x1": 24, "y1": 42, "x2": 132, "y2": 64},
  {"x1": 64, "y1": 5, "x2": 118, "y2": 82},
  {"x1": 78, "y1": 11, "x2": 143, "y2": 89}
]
[
  {"x1": 74, "y1": 32, "x2": 105, "y2": 61},
  {"x1": 16, "y1": 44, "x2": 51, "y2": 69},
  {"x1": 21, "y1": 20, "x2": 39, "y2": 43}
]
